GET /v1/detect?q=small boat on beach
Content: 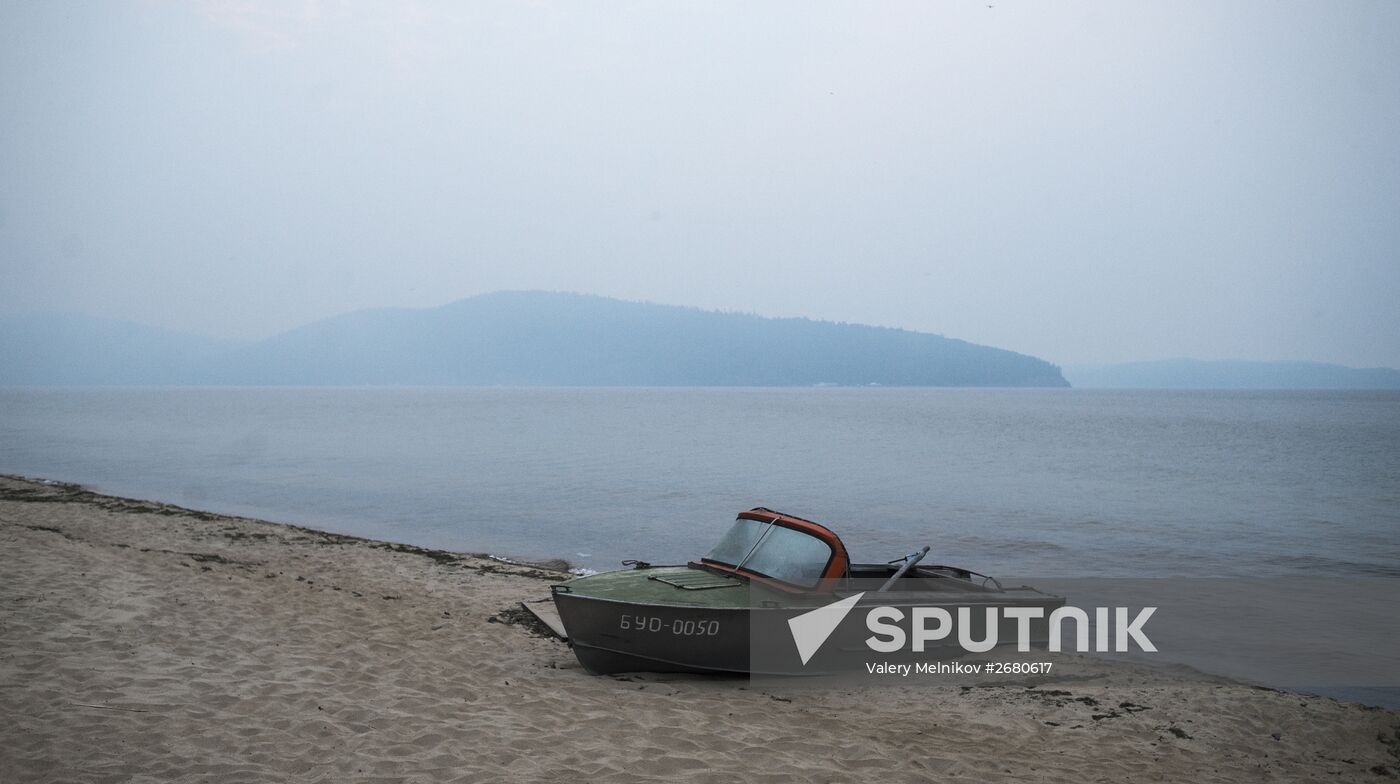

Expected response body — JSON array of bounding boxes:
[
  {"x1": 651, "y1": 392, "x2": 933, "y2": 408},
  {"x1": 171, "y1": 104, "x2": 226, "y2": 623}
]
[{"x1": 551, "y1": 507, "x2": 1065, "y2": 675}]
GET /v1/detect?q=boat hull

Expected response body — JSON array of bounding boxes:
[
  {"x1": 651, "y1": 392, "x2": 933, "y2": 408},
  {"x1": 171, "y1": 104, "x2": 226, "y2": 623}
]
[
  {"x1": 552, "y1": 582, "x2": 1066, "y2": 676},
  {"x1": 553, "y1": 591, "x2": 751, "y2": 675}
]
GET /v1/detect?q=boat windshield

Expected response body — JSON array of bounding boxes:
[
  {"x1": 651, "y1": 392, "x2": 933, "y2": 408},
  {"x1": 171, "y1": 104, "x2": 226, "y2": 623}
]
[
  {"x1": 704, "y1": 518, "x2": 834, "y2": 588},
  {"x1": 705, "y1": 518, "x2": 770, "y2": 567}
]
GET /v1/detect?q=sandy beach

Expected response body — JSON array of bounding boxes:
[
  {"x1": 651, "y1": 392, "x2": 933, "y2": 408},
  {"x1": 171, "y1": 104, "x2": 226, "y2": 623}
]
[{"x1": 3, "y1": 474, "x2": 1398, "y2": 783}]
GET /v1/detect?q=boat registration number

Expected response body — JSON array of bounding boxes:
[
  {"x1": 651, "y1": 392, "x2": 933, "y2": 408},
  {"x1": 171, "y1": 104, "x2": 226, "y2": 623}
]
[{"x1": 619, "y1": 615, "x2": 720, "y2": 636}]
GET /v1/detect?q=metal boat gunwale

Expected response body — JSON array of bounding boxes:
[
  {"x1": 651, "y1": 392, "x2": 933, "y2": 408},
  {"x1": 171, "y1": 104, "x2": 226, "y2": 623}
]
[{"x1": 554, "y1": 583, "x2": 1056, "y2": 609}]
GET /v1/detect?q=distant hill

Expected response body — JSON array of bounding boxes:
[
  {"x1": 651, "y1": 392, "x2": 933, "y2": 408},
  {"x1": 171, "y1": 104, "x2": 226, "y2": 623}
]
[
  {"x1": 1, "y1": 292, "x2": 1069, "y2": 387},
  {"x1": 1065, "y1": 359, "x2": 1400, "y2": 390},
  {"x1": 0, "y1": 313, "x2": 237, "y2": 385}
]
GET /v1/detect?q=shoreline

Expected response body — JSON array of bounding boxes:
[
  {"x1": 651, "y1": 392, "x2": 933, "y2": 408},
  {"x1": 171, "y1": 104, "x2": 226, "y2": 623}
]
[
  {"x1": 4, "y1": 474, "x2": 1399, "y2": 781},
  {"x1": 0, "y1": 473, "x2": 580, "y2": 578}
]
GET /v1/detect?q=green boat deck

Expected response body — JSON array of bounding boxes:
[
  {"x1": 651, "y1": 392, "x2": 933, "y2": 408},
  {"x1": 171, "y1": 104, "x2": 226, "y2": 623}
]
[{"x1": 558, "y1": 565, "x2": 753, "y2": 609}]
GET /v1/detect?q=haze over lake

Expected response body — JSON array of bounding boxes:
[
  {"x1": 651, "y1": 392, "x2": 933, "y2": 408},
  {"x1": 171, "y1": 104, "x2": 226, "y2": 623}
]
[
  {"x1": 4, "y1": 3, "x2": 1398, "y2": 371},
  {"x1": 4, "y1": 3, "x2": 1400, "y2": 775}
]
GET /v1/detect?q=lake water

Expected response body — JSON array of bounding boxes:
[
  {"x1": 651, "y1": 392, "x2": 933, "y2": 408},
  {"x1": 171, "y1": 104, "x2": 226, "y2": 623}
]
[{"x1": 2, "y1": 387, "x2": 1397, "y2": 579}]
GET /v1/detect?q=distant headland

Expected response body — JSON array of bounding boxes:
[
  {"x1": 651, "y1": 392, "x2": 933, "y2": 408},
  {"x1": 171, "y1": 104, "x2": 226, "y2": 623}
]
[{"x1": 0, "y1": 291, "x2": 1069, "y2": 387}]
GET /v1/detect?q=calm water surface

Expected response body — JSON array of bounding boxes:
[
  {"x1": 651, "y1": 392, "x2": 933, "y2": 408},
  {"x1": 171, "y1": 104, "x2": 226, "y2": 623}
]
[{"x1": 1, "y1": 387, "x2": 1397, "y2": 578}]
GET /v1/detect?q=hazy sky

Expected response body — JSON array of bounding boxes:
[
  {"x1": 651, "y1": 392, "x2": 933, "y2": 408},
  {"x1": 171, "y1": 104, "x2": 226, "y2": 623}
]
[{"x1": 2, "y1": 1, "x2": 1398, "y2": 367}]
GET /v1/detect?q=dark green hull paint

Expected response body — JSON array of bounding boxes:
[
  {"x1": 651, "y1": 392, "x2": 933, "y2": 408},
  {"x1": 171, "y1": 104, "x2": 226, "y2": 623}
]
[
  {"x1": 553, "y1": 591, "x2": 753, "y2": 674},
  {"x1": 553, "y1": 565, "x2": 1065, "y2": 676}
]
